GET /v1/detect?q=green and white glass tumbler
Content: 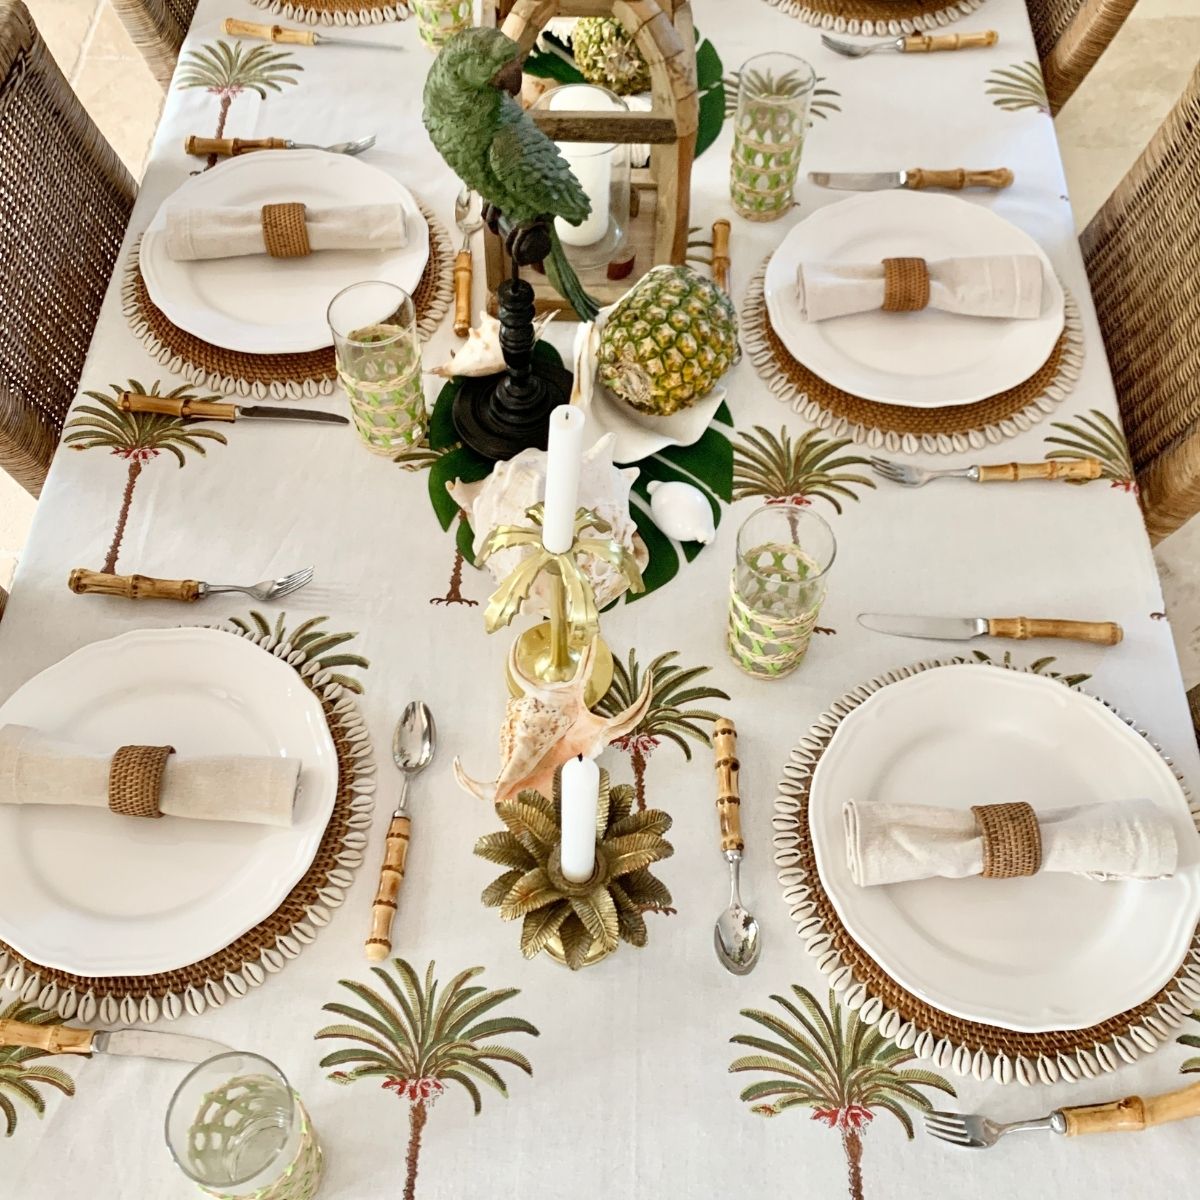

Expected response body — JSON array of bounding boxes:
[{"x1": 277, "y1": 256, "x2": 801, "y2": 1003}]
[
  {"x1": 411, "y1": 0, "x2": 472, "y2": 51},
  {"x1": 328, "y1": 281, "x2": 425, "y2": 456},
  {"x1": 165, "y1": 1053, "x2": 323, "y2": 1200},
  {"x1": 728, "y1": 503, "x2": 835, "y2": 679},
  {"x1": 729, "y1": 53, "x2": 816, "y2": 222}
]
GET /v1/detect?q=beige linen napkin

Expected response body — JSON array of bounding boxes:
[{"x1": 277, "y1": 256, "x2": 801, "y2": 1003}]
[
  {"x1": 796, "y1": 254, "x2": 1044, "y2": 322},
  {"x1": 165, "y1": 202, "x2": 408, "y2": 261},
  {"x1": 843, "y1": 798, "x2": 1177, "y2": 886},
  {"x1": 0, "y1": 725, "x2": 299, "y2": 827}
]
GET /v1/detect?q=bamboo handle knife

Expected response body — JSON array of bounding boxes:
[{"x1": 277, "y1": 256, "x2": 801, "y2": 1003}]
[
  {"x1": 977, "y1": 459, "x2": 1102, "y2": 482},
  {"x1": 713, "y1": 718, "x2": 743, "y2": 854},
  {"x1": 222, "y1": 17, "x2": 316, "y2": 44},
  {"x1": 69, "y1": 569, "x2": 202, "y2": 601},
  {"x1": 365, "y1": 815, "x2": 411, "y2": 961},
  {"x1": 0, "y1": 1020, "x2": 94, "y2": 1054},
  {"x1": 120, "y1": 391, "x2": 237, "y2": 421},
  {"x1": 1062, "y1": 1082, "x2": 1200, "y2": 1135},
  {"x1": 185, "y1": 136, "x2": 289, "y2": 157},
  {"x1": 906, "y1": 167, "x2": 1014, "y2": 190},
  {"x1": 711, "y1": 219, "x2": 732, "y2": 295},
  {"x1": 902, "y1": 30, "x2": 998, "y2": 51},
  {"x1": 987, "y1": 618, "x2": 1123, "y2": 645}
]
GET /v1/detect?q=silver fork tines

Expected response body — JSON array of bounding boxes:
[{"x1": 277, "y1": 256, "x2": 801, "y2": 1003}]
[
  {"x1": 197, "y1": 567, "x2": 314, "y2": 603},
  {"x1": 821, "y1": 33, "x2": 901, "y2": 58},
  {"x1": 924, "y1": 1108, "x2": 1064, "y2": 1149},
  {"x1": 870, "y1": 457, "x2": 980, "y2": 487}
]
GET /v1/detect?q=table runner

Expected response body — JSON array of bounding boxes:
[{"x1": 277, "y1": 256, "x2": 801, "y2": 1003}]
[{"x1": 3, "y1": 2, "x2": 1198, "y2": 1197}]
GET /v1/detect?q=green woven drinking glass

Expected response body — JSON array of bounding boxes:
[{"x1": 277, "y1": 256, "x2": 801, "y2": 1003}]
[
  {"x1": 411, "y1": 0, "x2": 473, "y2": 51},
  {"x1": 728, "y1": 503, "x2": 836, "y2": 679},
  {"x1": 729, "y1": 52, "x2": 816, "y2": 222}
]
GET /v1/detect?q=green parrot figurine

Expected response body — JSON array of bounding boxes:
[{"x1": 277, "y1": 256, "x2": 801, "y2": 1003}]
[{"x1": 422, "y1": 27, "x2": 600, "y2": 320}]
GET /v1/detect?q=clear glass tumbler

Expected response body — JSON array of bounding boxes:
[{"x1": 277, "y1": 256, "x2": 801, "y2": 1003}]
[
  {"x1": 411, "y1": 0, "x2": 472, "y2": 51},
  {"x1": 729, "y1": 52, "x2": 816, "y2": 222},
  {"x1": 328, "y1": 281, "x2": 425, "y2": 456},
  {"x1": 165, "y1": 1053, "x2": 323, "y2": 1200},
  {"x1": 728, "y1": 503, "x2": 836, "y2": 679}
]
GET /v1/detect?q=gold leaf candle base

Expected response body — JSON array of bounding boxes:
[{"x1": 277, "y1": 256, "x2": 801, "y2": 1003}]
[
  {"x1": 506, "y1": 625, "x2": 615, "y2": 708},
  {"x1": 543, "y1": 932, "x2": 614, "y2": 969}
]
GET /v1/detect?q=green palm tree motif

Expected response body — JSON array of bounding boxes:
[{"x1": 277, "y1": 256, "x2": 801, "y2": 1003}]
[
  {"x1": 0, "y1": 1002, "x2": 77, "y2": 1138},
  {"x1": 1044, "y1": 410, "x2": 1136, "y2": 492},
  {"x1": 225, "y1": 611, "x2": 370, "y2": 694},
  {"x1": 733, "y1": 425, "x2": 875, "y2": 512},
  {"x1": 177, "y1": 40, "x2": 302, "y2": 152},
  {"x1": 1179, "y1": 1010, "x2": 1200, "y2": 1072},
  {"x1": 595, "y1": 650, "x2": 729, "y2": 812},
  {"x1": 316, "y1": 959, "x2": 538, "y2": 1200},
  {"x1": 724, "y1": 71, "x2": 842, "y2": 121},
  {"x1": 969, "y1": 649, "x2": 1091, "y2": 688},
  {"x1": 985, "y1": 62, "x2": 1050, "y2": 115},
  {"x1": 730, "y1": 987, "x2": 954, "y2": 1200},
  {"x1": 63, "y1": 380, "x2": 227, "y2": 573}
]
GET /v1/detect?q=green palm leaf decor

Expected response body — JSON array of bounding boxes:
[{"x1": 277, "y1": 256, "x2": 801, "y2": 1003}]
[
  {"x1": 733, "y1": 425, "x2": 875, "y2": 512},
  {"x1": 595, "y1": 649, "x2": 729, "y2": 810},
  {"x1": 985, "y1": 62, "x2": 1050, "y2": 114},
  {"x1": 1179, "y1": 1010, "x2": 1200, "y2": 1073},
  {"x1": 224, "y1": 611, "x2": 370, "y2": 694},
  {"x1": 730, "y1": 986, "x2": 954, "y2": 1200},
  {"x1": 316, "y1": 959, "x2": 538, "y2": 1200},
  {"x1": 969, "y1": 649, "x2": 1091, "y2": 688},
  {"x1": 63, "y1": 380, "x2": 228, "y2": 573},
  {"x1": 1044, "y1": 409, "x2": 1136, "y2": 491},
  {"x1": 178, "y1": 40, "x2": 302, "y2": 142},
  {"x1": 0, "y1": 1002, "x2": 77, "y2": 1138},
  {"x1": 724, "y1": 71, "x2": 842, "y2": 122}
]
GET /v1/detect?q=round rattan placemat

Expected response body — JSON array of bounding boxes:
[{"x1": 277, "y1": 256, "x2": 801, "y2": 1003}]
[
  {"x1": 248, "y1": 0, "x2": 409, "y2": 25},
  {"x1": 743, "y1": 259, "x2": 1084, "y2": 454},
  {"x1": 0, "y1": 625, "x2": 376, "y2": 1026},
  {"x1": 774, "y1": 658, "x2": 1200, "y2": 1086},
  {"x1": 123, "y1": 200, "x2": 454, "y2": 400},
  {"x1": 760, "y1": 0, "x2": 984, "y2": 35}
]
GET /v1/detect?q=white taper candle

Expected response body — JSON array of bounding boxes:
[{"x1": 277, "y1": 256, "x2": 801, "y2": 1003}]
[
  {"x1": 541, "y1": 405, "x2": 585, "y2": 554},
  {"x1": 559, "y1": 755, "x2": 599, "y2": 883}
]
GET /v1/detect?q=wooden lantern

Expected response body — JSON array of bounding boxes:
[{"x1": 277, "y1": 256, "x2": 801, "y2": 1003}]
[{"x1": 483, "y1": 0, "x2": 699, "y2": 317}]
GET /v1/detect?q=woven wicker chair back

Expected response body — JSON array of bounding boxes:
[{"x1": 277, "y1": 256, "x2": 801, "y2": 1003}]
[
  {"x1": 112, "y1": 0, "x2": 197, "y2": 88},
  {"x1": 1028, "y1": 0, "x2": 1138, "y2": 113}
]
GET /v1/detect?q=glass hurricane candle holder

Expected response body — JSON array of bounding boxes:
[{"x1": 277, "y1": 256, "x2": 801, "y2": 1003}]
[
  {"x1": 729, "y1": 52, "x2": 816, "y2": 222},
  {"x1": 412, "y1": 0, "x2": 472, "y2": 51},
  {"x1": 728, "y1": 503, "x2": 835, "y2": 679}
]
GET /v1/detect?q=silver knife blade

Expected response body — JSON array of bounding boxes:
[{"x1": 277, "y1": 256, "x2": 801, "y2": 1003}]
[
  {"x1": 857, "y1": 613, "x2": 988, "y2": 641},
  {"x1": 237, "y1": 406, "x2": 348, "y2": 426},
  {"x1": 809, "y1": 170, "x2": 906, "y2": 191},
  {"x1": 317, "y1": 33, "x2": 403, "y2": 51},
  {"x1": 91, "y1": 1028, "x2": 232, "y2": 1063}
]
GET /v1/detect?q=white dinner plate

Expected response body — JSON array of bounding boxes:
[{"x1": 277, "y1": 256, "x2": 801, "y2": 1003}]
[
  {"x1": 763, "y1": 191, "x2": 1065, "y2": 407},
  {"x1": 808, "y1": 665, "x2": 1200, "y2": 1031},
  {"x1": 0, "y1": 628, "x2": 337, "y2": 977},
  {"x1": 140, "y1": 149, "x2": 430, "y2": 354}
]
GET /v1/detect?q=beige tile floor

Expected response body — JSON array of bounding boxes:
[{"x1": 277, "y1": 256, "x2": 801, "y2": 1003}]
[{"x1": 3, "y1": 2, "x2": 1199, "y2": 688}]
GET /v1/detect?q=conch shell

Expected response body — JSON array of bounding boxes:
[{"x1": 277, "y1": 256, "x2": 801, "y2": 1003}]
[
  {"x1": 448, "y1": 432, "x2": 648, "y2": 617},
  {"x1": 454, "y1": 639, "x2": 652, "y2": 804},
  {"x1": 432, "y1": 311, "x2": 556, "y2": 378}
]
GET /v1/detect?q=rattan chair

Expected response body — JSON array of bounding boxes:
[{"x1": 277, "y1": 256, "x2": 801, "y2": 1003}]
[
  {"x1": 0, "y1": 0, "x2": 136, "y2": 496},
  {"x1": 112, "y1": 0, "x2": 197, "y2": 89},
  {"x1": 1081, "y1": 63, "x2": 1200, "y2": 544},
  {"x1": 1028, "y1": 0, "x2": 1138, "y2": 114}
]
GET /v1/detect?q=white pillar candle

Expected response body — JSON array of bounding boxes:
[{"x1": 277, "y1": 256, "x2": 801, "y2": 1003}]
[
  {"x1": 541, "y1": 405, "x2": 585, "y2": 554},
  {"x1": 547, "y1": 85, "x2": 617, "y2": 248},
  {"x1": 560, "y1": 754, "x2": 600, "y2": 883}
]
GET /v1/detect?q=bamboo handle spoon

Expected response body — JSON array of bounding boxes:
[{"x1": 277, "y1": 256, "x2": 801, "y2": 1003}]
[{"x1": 713, "y1": 718, "x2": 760, "y2": 975}]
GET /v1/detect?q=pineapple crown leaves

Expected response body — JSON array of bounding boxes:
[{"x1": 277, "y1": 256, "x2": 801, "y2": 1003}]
[
  {"x1": 0, "y1": 1002, "x2": 77, "y2": 1138},
  {"x1": 177, "y1": 39, "x2": 303, "y2": 97},
  {"x1": 223, "y1": 611, "x2": 370, "y2": 693},
  {"x1": 63, "y1": 380, "x2": 228, "y2": 464},
  {"x1": 315, "y1": 958, "x2": 538, "y2": 1114},
  {"x1": 728, "y1": 986, "x2": 954, "y2": 1134},
  {"x1": 475, "y1": 772, "x2": 674, "y2": 968},
  {"x1": 733, "y1": 425, "x2": 875, "y2": 513}
]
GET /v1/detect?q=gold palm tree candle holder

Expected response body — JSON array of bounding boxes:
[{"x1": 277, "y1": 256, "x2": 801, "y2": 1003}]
[{"x1": 475, "y1": 767, "x2": 674, "y2": 969}]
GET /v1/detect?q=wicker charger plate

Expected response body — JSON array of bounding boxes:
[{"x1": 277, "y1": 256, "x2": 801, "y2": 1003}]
[
  {"x1": 0, "y1": 624, "x2": 375, "y2": 1026},
  {"x1": 743, "y1": 259, "x2": 1084, "y2": 454},
  {"x1": 774, "y1": 658, "x2": 1200, "y2": 1086},
  {"x1": 123, "y1": 200, "x2": 454, "y2": 400},
  {"x1": 247, "y1": 0, "x2": 409, "y2": 25},
  {"x1": 760, "y1": 0, "x2": 983, "y2": 35}
]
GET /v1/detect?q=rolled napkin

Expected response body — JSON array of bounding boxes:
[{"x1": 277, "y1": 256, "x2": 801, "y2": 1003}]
[
  {"x1": 165, "y1": 200, "x2": 408, "y2": 262},
  {"x1": 843, "y1": 798, "x2": 1177, "y2": 887},
  {"x1": 796, "y1": 254, "x2": 1044, "y2": 322},
  {"x1": 0, "y1": 725, "x2": 299, "y2": 827}
]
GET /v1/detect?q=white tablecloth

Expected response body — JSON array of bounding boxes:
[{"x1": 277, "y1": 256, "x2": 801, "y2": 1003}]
[{"x1": 3, "y1": 0, "x2": 1198, "y2": 1195}]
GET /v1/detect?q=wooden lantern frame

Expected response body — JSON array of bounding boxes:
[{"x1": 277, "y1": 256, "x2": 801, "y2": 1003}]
[{"x1": 483, "y1": 0, "x2": 699, "y2": 316}]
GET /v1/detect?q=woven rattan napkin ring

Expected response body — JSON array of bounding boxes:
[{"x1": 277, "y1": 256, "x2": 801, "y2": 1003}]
[
  {"x1": 881, "y1": 257, "x2": 930, "y2": 312},
  {"x1": 261, "y1": 203, "x2": 311, "y2": 258},
  {"x1": 108, "y1": 745, "x2": 175, "y2": 818},
  {"x1": 971, "y1": 801, "x2": 1043, "y2": 878}
]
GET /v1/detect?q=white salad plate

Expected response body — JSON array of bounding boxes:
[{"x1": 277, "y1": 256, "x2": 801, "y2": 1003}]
[
  {"x1": 0, "y1": 627, "x2": 337, "y2": 977},
  {"x1": 808, "y1": 664, "x2": 1200, "y2": 1032},
  {"x1": 140, "y1": 149, "x2": 429, "y2": 354},
  {"x1": 763, "y1": 190, "x2": 1065, "y2": 407}
]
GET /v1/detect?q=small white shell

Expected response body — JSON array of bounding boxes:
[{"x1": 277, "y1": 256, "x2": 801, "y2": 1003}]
[{"x1": 646, "y1": 480, "x2": 716, "y2": 544}]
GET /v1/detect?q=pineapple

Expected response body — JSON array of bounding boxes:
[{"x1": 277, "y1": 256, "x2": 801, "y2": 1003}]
[
  {"x1": 597, "y1": 265, "x2": 740, "y2": 416},
  {"x1": 573, "y1": 17, "x2": 651, "y2": 95}
]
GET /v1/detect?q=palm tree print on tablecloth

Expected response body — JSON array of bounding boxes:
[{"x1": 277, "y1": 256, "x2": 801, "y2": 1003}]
[
  {"x1": 1044, "y1": 410, "x2": 1136, "y2": 492},
  {"x1": 0, "y1": 1001, "x2": 77, "y2": 1138},
  {"x1": 178, "y1": 40, "x2": 302, "y2": 165},
  {"x1": 724, "y1": 71, "x2": 842, "y2": 122},
  {"x1": 595, "y1": 650, "x2": 729, "y2": 811},
  {"x1": 1180, "y1": 1010, "x2": 1200, "y2": 1072},
  {"x1": 730, "y1": 987, "x2": 954, "y2": 1200},
  {"x1": 225, "y1": 611, "x2": 370, "y2": 694},
  {"x1": 316, "y1": 958, "x2": 538, "y2": 1200},
  {"x1": 733, "y1": 426, "x2": 874, "y2": 512},
  {"x1": 968, "y1": 649, "x2": 1091, "y2": 688},
  {"x1": 986, "y1": 62, "x2": 1050, "y2": 115},
  {"x1": 63, "y1": 380, "x2": 227, "y2": 573}
]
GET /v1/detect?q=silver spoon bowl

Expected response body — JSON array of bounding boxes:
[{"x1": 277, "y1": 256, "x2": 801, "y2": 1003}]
[
  {"x1": 714, "y1": 851, "x2": 761, "y2": 975},
  {"x1": 454, "y1": 186, "x2": 484, "y2": 250}
]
